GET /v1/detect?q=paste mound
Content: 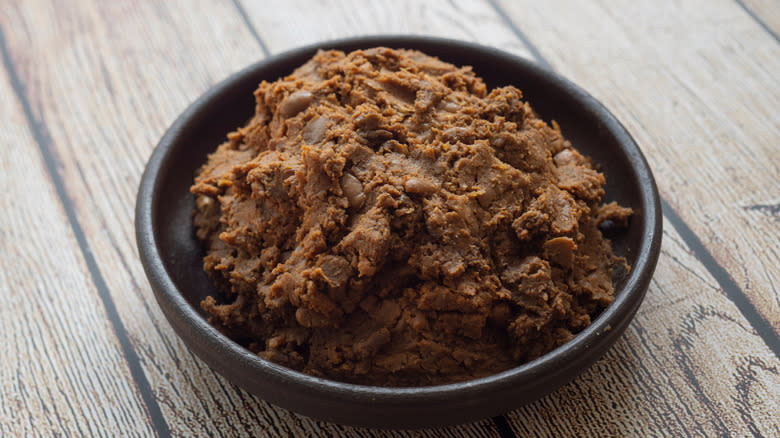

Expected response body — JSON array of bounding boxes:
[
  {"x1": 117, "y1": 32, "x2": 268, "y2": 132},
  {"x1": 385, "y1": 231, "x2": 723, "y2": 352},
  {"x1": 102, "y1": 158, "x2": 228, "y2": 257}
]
[{"x1": 191, "y1": 47, "x2": 632, "y2": 386}]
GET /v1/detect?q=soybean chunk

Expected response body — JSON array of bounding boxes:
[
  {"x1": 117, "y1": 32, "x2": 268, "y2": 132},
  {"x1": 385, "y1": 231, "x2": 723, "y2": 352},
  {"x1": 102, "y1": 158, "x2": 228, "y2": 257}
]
[
  {"x1": 191, "y1": 48, "x2": 632, "y2": 386},
  {"x1": 280, "y1": 90, "x2": 313, "y2": 118},
  {"x1": 340, "y1": 173, "x2": 365, "y2": 208}
]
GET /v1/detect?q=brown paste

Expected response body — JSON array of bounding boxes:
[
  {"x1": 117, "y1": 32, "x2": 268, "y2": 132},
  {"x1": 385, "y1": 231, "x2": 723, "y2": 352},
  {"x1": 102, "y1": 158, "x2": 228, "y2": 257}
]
[{"x1": 191, "y1": 48, "x2": 632, "y2": 386}]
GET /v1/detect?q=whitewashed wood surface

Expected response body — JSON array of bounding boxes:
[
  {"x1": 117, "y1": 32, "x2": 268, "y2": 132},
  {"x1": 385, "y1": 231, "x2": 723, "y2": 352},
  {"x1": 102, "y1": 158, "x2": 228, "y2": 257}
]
[{"x1": 0, "y1": 0, "x2": 778, "y2": 436}]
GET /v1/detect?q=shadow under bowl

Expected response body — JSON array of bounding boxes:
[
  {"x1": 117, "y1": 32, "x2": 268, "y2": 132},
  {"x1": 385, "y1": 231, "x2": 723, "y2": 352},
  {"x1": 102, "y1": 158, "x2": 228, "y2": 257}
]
[{"x1": 135, "y1": 35, "x2": 662, "y2": 429}]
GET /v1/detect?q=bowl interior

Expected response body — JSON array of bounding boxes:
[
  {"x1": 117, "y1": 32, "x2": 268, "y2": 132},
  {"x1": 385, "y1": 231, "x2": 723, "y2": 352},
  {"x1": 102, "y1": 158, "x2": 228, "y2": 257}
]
[{"x1": 152, "y1": 39, "x2": 647, "y2": 318}]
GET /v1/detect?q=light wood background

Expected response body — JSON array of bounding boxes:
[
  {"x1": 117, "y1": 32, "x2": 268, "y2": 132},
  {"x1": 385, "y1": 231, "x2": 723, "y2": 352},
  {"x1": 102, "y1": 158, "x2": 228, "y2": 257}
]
[{"x1": 1, "y1": 0, "x2": 778, "y2": 436}]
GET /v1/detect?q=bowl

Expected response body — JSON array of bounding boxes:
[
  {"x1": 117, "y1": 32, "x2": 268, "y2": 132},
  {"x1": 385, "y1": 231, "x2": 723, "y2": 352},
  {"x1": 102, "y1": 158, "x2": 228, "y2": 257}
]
[{"x1": 135, "y1": 36, "x2": 661, "y2": 429}]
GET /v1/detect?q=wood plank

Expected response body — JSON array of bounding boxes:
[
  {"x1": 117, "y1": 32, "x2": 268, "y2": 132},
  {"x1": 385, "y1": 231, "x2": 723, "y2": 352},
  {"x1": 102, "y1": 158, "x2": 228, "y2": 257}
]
[
  {"x1": 506, "y1": 219, "x2": 780, "y2": 437},
  {"x1": 740, "y1": 0, "x2": 780, "y2": 38},
  {"x1": 0, "y1": 57, "x2": 154, "y2": 436},
  {"x1": 0, "y1": 0, "x2": 505, "y2": 435},
  {"x1": 239, "y1": 0, "x2": 534, "y2": 60},
  {"x1": 496, "y1": 0, "x2": 780, "y2": 334}
]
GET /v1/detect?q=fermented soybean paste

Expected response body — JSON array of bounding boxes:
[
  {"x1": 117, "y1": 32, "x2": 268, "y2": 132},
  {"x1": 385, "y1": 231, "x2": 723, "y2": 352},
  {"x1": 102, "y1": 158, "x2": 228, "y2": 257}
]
[{"x1": 191, "y1": 48, "x2": 632, "y2": 386}]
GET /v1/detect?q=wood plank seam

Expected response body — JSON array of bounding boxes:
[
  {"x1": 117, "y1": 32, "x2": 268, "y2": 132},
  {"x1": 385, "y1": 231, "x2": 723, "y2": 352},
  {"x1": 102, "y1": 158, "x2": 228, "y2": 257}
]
[
  {"x1": 231, "y1": 0, "x2": 272, "y2": 57},
  {"x1": 733, "y1": 0, "x2": 780, "y2": 43},
  {"x1": 742, "y1": 203, "x2": 780, "y2": 218},
  {"x1": 0, "y1": 26, "x2": 172, "y2": 438},
  {"x1": 486, "y1": 0, "x2": 553, "y2": 71},
  {"x1": 486, "y1": 0, "x2": 780, "y2": 359},
  {"x1": 231, "y1": 3, "x2": 522, "y2": 435},
  {"x1": 660, "y1": 198, "x2": 780, "y2": 356}
]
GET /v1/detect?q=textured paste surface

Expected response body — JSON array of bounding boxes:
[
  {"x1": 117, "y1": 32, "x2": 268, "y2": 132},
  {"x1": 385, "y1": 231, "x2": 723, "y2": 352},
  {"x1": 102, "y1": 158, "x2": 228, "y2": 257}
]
[{"x1": 191, "y1": 48, "x2": 631, "y2": 386}]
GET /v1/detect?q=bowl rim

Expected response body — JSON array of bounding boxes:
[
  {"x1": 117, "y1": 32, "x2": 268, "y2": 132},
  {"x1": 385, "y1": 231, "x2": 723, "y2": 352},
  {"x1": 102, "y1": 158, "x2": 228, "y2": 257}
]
[{"x1": 136, "y1": 35, "x2": 662, "y2": 406}]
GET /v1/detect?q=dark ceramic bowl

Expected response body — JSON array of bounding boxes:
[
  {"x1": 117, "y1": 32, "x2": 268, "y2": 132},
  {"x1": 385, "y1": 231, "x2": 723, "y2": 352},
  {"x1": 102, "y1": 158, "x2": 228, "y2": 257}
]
[{"x1": 136, "y1": 36, "x2": 661, "y2": 429}]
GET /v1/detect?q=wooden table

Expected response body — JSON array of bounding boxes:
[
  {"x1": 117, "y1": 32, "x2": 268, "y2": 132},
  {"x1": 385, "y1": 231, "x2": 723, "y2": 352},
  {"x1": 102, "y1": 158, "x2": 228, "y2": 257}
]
[{"x1": 2, "y1": 1, "x2": 778, "y2": 436}]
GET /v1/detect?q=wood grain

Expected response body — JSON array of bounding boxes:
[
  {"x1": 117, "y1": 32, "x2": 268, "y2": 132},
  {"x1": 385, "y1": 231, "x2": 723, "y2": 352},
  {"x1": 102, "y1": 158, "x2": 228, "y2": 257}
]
[
  {"x1": 238, "y1": 0, "x2": 534, "y2": 60},
  {"x1": 739, "y1": 0, "x2": 780, "y2": 38},
  {"x1": 1, "y1": 0, "x2": 779, "y2": 436},
  {"x1": 0, "y1": 58, "x2": 154, "y2": 436},
  {"x1": 497, "y1": 0, "x2": 780, "y2": 334}
]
